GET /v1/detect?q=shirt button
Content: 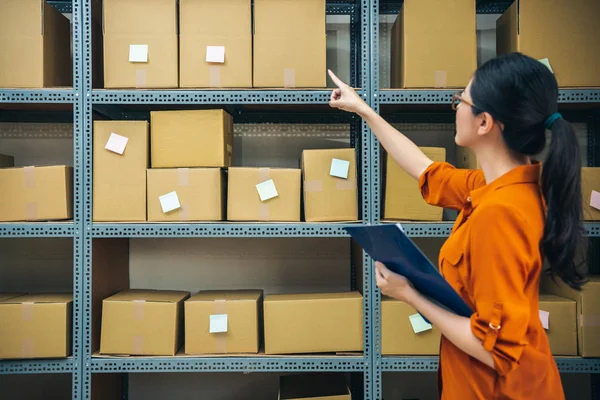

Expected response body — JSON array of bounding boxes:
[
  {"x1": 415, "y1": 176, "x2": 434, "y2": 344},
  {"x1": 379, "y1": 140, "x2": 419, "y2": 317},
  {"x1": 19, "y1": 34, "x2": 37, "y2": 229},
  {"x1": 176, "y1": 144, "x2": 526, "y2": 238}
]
[{"x1": 467, "y1": 196, "x2": 472, "y2": 203}]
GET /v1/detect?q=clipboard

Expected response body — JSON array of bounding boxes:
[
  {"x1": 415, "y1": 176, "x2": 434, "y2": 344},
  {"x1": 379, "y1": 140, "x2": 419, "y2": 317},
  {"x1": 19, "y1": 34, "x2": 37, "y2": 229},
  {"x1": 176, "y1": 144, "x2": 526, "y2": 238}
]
[{"x1": 345, "y1": 224, "x2": 473, "y2": 322}]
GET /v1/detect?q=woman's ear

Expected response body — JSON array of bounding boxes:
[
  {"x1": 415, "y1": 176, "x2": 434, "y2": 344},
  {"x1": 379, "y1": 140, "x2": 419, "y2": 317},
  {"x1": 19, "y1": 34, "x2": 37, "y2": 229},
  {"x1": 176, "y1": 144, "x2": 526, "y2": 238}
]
[{"x1": 477, "y1": 112, "x2": 499, "y2": 137}]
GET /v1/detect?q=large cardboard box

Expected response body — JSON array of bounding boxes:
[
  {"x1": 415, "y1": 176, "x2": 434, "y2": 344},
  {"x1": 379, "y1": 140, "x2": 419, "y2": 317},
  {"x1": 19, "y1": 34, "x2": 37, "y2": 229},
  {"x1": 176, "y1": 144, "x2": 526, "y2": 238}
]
[
  {"x1": 227, "y1": 167, "x2": 301, "y2": 222},
  {"x1": 147, "y1": 168, "x2": 225, "y2": 222},
  {"x1": 185, "y1": 290, "x2": 262, "y2": 354},
  {"x1": 100, "y1": 289, "x2": 190, "y2": 356},
  {"x1": 0, "y1": 0, "x2": 72, "y2": 88},
  {"x1": 384, "y1": 147, "x2": 446, "y2": 221},
  {"x1": 539, "y1": 294, "x2": 577, "y2": 356},
  {"x1": 151, "y1": 110, "x2": 233, "y2": 168},
  {"x1": 180, "y1": 0, "x2": 252, "y2": 88},
  {"x1": 279, "y1": 374, "x2": 351, "y2": 400},
  {"x1": 497, "y1": 0, "x2": 600, "y2": 87},
  {"x1": 581, "y1": 168, "x2": 600, "y2": 221},
  {"x1": 0, "y1": 293, "x2": 72, "y2": 359},
  {"x1": 93, "y1": 121, "x2": 149, "y2": 222},
  {"x1": 253, "y1": 0, "x2": 326, "y2": 88},
  {"x1": 0, "y1": 154, "x2": 14, "y2": 168},
  {"x1": 302, "y1": 149, "x2": 358, "y2": 222},
  {"x1": 542, "y1": 276, "x2": 600, "y2": 357},
  {"x1": 390, "y1": 0, "x2": 476, "y2": 88},
  {"x1": 264, "y1": 292, "x2": 363, "y2": 354},
  {"x1": 103, "y1": 0, "x2": 178, "y2": 88},
  {"x1": 382, "y1": 298, "x2": 441, "y2": 355},
  {"x1": 0, "y1": 166, "x2": 73, "y2": 222}
]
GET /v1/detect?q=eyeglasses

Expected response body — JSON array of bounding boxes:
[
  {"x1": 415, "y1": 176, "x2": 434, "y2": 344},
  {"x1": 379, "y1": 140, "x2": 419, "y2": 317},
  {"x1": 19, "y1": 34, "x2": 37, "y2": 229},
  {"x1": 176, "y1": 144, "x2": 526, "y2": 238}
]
[{"x1": 451, "y1": 90, "x2": 477, "y2": 111}]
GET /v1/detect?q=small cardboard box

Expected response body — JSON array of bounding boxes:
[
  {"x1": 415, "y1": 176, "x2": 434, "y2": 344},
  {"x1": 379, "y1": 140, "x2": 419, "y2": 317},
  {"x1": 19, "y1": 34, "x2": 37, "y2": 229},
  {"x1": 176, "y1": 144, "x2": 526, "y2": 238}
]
[
  {"x1": 382, "y1": 297, "x2": 440, "y2": 355},
  {"x1": 497, "y1": 0, "x2": 600, "y2": 87},
  {"x1": 253, "y1": 0, "x2": 326, "y2": 88},
  {"x1": 384, "y1": 147, "x2": 446, "y2": 221},
  {"x1": 302, "y1": 149, "x2": 358, "y2": 222},
  {"x1": 147, "y1": 168, "x2": 225, "y2": 222},
  {"x1": 581, "y1": 168, "x2": 600, "y2": 221},
  {"x1": 100, "y1": 289, "x2": 190, "y2": 356},
  {"x1": 227, "y1": 167, "x2": 301, "y2": 222},
  {"x1": 93, "y1": 121, "x2": 149, "y2": 222},
  {"x1": 103, "y1": 0, "x2": 178, "y2": 88},
  {"x1": 279, "y1": 374, "x2": 352, "y2": 400},
  {"x1": 0, "y1": 166, "x2": 73, "y2": 222},
  {"x1": 390, "y1": 0, "x2": 476, "y2": 88},
  {"x1": 185, "y1": 290, "x2": 262, "y2": 355},
  {"x1": 0, "y1": 0, "x2": 72, "y2": 88},
  {"x1": 264, "y1": 292, "x2": 363, "y2": 354},
  {"x1": 151, "y1": 110, "x2": 233, "y2": 168},
  {"x1": 539, "y1": 294, "x2": 577, "y2": 356},
  {"x1": 0, "y1": 293, "x2": 72, "y2": 359},
  {"x1": 0, "y1": 154, "x2": 15, "y2": 168},
  {"x1": 180, "y1": 0, "x2": 252, "y2": 88},
  {"x1": 542, "y1": 276, "x2": 600, "y2": 357}
]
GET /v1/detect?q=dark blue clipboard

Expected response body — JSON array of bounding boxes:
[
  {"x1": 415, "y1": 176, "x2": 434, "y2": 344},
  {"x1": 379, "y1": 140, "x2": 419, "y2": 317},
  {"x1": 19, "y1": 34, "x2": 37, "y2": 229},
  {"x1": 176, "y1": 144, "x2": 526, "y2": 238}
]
[{"x1": 345, "y1": 224, "x2": 473, "y2": 323}]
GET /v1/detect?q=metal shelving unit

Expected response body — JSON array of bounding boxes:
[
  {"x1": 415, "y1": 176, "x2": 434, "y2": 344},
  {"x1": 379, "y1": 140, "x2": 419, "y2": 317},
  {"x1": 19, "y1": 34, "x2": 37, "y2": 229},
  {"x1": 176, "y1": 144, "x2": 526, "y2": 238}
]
[{"x1": 1, "y1": 0, "x2": 600, "y2": 398}]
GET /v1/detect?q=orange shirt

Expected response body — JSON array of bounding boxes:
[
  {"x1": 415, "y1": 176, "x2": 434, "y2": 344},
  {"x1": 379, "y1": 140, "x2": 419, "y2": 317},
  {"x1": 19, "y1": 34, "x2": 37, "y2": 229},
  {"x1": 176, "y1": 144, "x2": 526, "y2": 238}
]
[{"x1": 419, "y1": 161, "x2": 564, "y2": 400}]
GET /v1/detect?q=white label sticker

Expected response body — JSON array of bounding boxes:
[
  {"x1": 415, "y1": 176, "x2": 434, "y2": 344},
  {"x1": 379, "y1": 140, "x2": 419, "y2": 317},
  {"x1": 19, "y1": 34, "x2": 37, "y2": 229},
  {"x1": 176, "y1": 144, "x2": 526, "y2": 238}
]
[
  {"x1": 206, "y1": 46, "x2": 225, "y2": 63},
  {"x1": 210, "y1": 314, "x2": 228, "y2": 333},
  {"x1": 538, "y1": 58, "x2": 554, "y2": 74},
  {"x1": 256, "y1": 179, "x2": 279, "y2": 201},
  {"x1": 591, "y1": 190, "x2": 600, "y2": 211},
  {"x1": 330, "y1": 158, "x2": 350, "y2": 179},
  {"x1": 159, "y1": 191, "x2": 181, "y2": 213},
  {"x1": 129, "y1": 44, "x2": 149, "y2": 63},
  {"x1": 539, "y1": 310, "x2": 550, "y2": 330},
  {"x1": 409, "y1": 313, "x2": 432, "y2": 334},
  {"x1": 104, "y1": 133, "x2": 129, "y2": 155}
]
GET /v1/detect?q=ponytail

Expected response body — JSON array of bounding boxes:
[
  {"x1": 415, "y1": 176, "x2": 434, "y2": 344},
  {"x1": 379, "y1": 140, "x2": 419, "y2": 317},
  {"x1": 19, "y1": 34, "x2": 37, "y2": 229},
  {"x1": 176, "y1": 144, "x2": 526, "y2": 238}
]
[{"x1": 541, "y1": 117, "x2": 586, "y2": 290}]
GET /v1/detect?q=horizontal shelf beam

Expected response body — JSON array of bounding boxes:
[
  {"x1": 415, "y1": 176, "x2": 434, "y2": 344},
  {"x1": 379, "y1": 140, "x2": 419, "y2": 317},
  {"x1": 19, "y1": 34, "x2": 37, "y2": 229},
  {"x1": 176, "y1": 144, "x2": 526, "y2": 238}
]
[
  {"x1": 381, "y1": 356, "x2": 600, "y2": 373},
  {"x1": 0, "y1": 89, "x2": 75, "y2": 104},
  {"x1": 0, "y1": 223, "x2": 75, "y2": 237},
  {"x1": 383, "y1": 222, "x2": 600, "y2": 237},
  {"x1": 379, "y1": 1, "x2": 514, "y2": 15},
  {"x1": 0, "y1": 358, "x2": 75, "y2": 374},
  {"x1": 90, "y1": 223, "x2": 361, "y2": 238},
  {"x1": 90, "y1": 356, "x2": 365, "y2": 373}
]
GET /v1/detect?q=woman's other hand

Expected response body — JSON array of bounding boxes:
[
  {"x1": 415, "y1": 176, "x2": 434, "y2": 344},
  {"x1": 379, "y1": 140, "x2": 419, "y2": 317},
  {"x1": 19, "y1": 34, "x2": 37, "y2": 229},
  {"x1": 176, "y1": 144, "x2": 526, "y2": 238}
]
[{"x1": 375, "y1": 261, "x2": 417, "y2": 303}]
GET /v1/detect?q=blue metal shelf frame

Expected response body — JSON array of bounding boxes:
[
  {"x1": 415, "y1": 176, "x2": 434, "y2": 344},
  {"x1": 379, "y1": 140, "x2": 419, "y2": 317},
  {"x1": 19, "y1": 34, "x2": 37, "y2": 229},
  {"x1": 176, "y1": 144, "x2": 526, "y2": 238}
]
[{"x1": 0, "y1": 358, "x2": 76, "y2": 375}]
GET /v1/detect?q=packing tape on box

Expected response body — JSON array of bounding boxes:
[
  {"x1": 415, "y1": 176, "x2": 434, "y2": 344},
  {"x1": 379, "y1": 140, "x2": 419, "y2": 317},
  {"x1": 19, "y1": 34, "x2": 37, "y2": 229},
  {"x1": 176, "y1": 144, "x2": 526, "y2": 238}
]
[
  {"x1": 213, "y1": 299, "x2": 227, "y2": 354},
  {"x1": 178, "y1": 168, "x2": 190, "y2": 187},
  {"x1": 209, "y1": 66, "x2": 221, "y2": 88},
  {"x1": 304, "y1": 178, "x2": 357, "y2": 192},
  {"x1": 435, "y1": 71, "x2": 447, "y2": 88},
  {"x1": 21, "y1": 338, "x2": 34, "y2": 358},
  {"x1": 304, "y1": 180, "x2": 323, "y2": 192},
  {"x1": 180, "y1": 203, "x2": 190, "y2": 220},
  {"x1": 284, "y1": 68, "x2": 296, "y2": 88},
  {"x1": 25, "y1": 202, "x2": 38, "y2": 221},
  {"x1": 132, "y1": 335, "x2": 144, "y2": 354},
  {"x1": 258, "y1": 168, "x2": 271, "y2": 221},
  {"x1": 581, "y1": 314, "x2": 600, "y2": 327},
  {"x1": 133, "y1": 300, "x2": 145, "y2": 321},
  {"x1": 21, "y1": 302, "x2": 34, "y2": 321},
  {"x1": 135, "y1": 69, "x2": 147, "y2": 89},
  {"x1": 23, "y1": 166, "x2": 35, "y2": 189}
]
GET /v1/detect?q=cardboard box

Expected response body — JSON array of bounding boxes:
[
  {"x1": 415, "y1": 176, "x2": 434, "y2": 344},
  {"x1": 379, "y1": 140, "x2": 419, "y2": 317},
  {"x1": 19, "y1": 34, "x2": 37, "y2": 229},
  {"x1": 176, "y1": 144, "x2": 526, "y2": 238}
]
[
  {"x1": 390, "y1": 0, "x2": 476, "y2": 88},
  {"x1": 103, "y1": 0, "x2": 178, "y2": 88},
  {"x1": 0, "y1": 293, "x2": 72, "y2": 359},
  {"x1": 0, "y1": 0, "x2": 72, "y2": 88},
  {"x1": 384, "y1": 147, "x2": 446, "y2": 221},
  {"x1": 279, "y1": 374, "x2": 351, "y2": 400},
  {"x1": 253, "y1": 0, "x2": 326, "y2": 88},
  {"x1": 147, "y1": 168, "x2": 225, "y2": 222},
  {"x1": 581, "y1": 168, "x2": 600, "y2": 221},
  {"x1": 264, "y1": 292, "x2": 363, "y2": 354},
  {"x1": 539, "y1": 294, "x2": 577, "y2": 356},
  {"x1": 185, "y1": 290, "x2": 262, "y2": 354},
  {"x1": 0, "y1": 154, "x2": 15, "y2": 168},
  {"x1": 302, "y1": 149, "x2": 358, "y2": 222},
  {"x1": 151, "y1": 110, "x2": 233, "y2": 168},
  {"x1": 382, "y1": 298, "x2": 440, "y2": 355},
  {"x1": 227, "y1": 167, "x2": 301, "y2": 222},
  {"x1": 497, "y1": 0, "x2": 600, "y2": 87},
  {"x1": 93, "y1": 121, "x2": 149, "y2": 222},
  {"x1": 0, "y1": 166, "x2": 73, "y2": 222},
  {"x1": 180, "y1": 0, "x2": 252, "y2": 88},
  {"x1": 542, "y1": 276, "x2": 600, "y2": 357},
  {"x1": 100, "y1": 289, "x2": 190, "y2": 356}
]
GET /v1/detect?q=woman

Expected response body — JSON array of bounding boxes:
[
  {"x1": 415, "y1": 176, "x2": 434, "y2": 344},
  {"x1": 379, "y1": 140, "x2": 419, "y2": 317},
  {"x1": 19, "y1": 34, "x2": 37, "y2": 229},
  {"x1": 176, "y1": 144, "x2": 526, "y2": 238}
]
[{"x1": 328, "y1": 52, "x2": 585, "y2": 399}]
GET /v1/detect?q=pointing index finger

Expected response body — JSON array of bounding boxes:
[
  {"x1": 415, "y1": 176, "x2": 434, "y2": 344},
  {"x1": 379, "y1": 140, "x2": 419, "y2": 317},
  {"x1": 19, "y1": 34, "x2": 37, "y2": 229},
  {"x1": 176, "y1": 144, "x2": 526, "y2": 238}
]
[{"x1": 327, "y1": 69, "x2": 346, "y2": 88}]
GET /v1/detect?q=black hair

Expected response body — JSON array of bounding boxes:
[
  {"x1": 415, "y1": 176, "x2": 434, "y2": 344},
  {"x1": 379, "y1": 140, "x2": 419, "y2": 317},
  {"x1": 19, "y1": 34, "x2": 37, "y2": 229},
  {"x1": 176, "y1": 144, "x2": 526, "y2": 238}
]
[{"x1": 469, "y1": 52, "x2": 586, "y2": 290}]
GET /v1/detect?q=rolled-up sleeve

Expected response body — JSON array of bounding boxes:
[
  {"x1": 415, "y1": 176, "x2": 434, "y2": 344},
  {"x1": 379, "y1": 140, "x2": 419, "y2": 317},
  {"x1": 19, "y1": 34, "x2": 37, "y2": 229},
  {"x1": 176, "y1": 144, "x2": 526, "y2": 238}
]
[
  {"x1": 468, "y1": 203, "x2": 534, "y2": 376},
  {"x1": 418, "y1": 162, "x2": 486, "y2": 211}
]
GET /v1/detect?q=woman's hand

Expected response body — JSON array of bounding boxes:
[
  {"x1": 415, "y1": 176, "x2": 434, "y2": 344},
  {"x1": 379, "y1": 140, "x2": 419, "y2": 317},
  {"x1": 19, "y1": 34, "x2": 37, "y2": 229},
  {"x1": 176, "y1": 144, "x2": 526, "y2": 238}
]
[
  {"x1": 328, "y1": 70, "x2": 371, "y2": 116},
  {"x1": 375, "y1": 261, "x2": 417, "y2": 304}
]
